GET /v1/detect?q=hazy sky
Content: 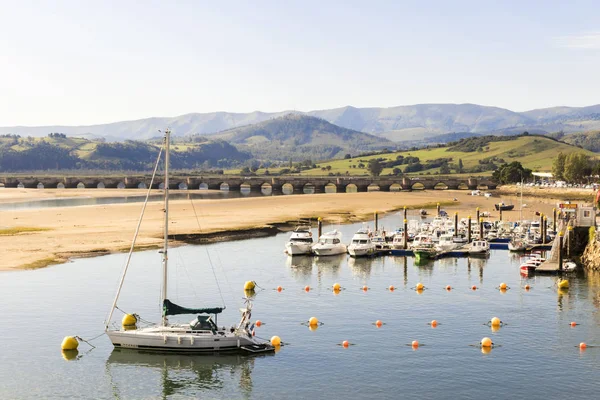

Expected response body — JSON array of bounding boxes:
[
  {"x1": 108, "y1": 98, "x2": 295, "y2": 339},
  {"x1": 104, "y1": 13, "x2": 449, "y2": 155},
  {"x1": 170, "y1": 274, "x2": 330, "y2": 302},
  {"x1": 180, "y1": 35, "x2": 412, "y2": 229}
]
[{"x1": 1, "y1": 0, "x2": 599, "y2": 126}]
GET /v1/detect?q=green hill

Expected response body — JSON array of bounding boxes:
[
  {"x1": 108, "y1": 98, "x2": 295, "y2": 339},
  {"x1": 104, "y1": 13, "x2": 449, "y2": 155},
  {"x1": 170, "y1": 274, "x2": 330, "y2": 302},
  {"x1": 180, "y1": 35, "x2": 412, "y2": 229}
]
[
  {"x1": 300, "y1": 134, "x2": 598, "y2": 176},
  {"x1": 0, "y1": 134, "x2": 249, "y2": 171},
  {"x1": 210, "y1": 114, "x2": 396, "y2": 161}
]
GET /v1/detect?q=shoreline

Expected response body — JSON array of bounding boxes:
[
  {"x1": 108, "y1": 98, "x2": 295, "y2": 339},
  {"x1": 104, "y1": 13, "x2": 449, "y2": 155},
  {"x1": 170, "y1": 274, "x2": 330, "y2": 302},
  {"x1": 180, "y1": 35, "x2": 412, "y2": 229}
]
[{"x1": 1, "y1": 188, "x2": 592, "y2": 271}]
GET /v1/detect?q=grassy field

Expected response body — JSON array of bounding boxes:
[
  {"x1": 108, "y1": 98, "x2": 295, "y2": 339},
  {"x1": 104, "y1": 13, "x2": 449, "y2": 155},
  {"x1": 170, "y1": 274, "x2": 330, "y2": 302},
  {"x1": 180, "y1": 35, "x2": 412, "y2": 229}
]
[{"x1": 295, "y1": 136, "x2": 598, "y2": 176}]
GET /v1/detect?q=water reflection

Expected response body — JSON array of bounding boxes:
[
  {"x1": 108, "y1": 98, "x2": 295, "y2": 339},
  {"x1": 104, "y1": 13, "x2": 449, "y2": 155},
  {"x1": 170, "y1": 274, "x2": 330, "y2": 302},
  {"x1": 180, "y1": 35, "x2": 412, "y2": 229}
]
[
  {"x1": 106, "y1": 350, "x2": 266, "y2": 399},
  {"x1": 286, "y1": 256, "x2": 313, "y2": 280},
  {"x1": 348, "y1": 257, "x2": 374, "y2": 278},
  {"x1": 314, "y1": 255, "x2": 345, "y2": 282}
]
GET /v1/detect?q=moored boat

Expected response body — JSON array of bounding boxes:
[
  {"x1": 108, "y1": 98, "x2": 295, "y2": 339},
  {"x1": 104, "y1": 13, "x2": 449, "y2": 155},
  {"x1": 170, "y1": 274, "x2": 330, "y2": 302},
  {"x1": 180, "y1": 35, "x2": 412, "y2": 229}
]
[
  {"x1": 284, "y1": 225, "x2": 314, "y2": 255},
  {"x1": 312, "y1": 229, "x2": 347, "y2": 256},
  {"x1": 347, "y1": 228, "x2": 376, "y2": 257}
]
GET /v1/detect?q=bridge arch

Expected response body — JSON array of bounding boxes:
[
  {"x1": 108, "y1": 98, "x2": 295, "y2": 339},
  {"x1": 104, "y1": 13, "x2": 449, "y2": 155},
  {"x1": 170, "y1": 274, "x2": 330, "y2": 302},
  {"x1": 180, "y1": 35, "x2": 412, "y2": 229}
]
[
  {"x1": 345, "y1": 183, "x2": 358, "y2": 193},
  {"x1": 57, "y1": 183, "x2": 65, "y2": 189},
  {"x1": 178, "y1": 182, "x2": 188, "y2": 190},
  {"x1": 325, "y1": 183, "x2": 337, "y2": 193},
  {"x1": 219, "y1": 182, "x2": 229, "y2": 191},
  {"x1": 96, "y1": 182, "x2": 105, "y2": 189},
  {"x1": 260, "y1": 182, "x2": 273, "y2": 194},
  {"x1": 303, "y1": 183, "x2": 315, "y2": 194},
  {"x1": 411, "y1": 182, "x2": 425, "y2": 190},
  {"x1": 457, "y1": 183, "x2": 469, "y2": 190},
  {"x1": 390, "y1": 183, "x2": 402, "y2": 192},
  {"x1": 282, "y1": 183, "x2": 294, "y2": 195},
  {"x1": 77, "y1": 182, "x2": 86, "y2": 189},
  {"x1": 367, "y1": 184, "x2": 380, "y2": 191},
  {"x1": 199, "y1": 182, "x2": 208, "y2": 190},
  {"x1": 116, "y1": 182, "x2": 126, "y2": 189},
  {"x1": 138, "y1": 182, "x2": 147, "y2": 189},
  {"x1": 433, "y1": 183, "x2": 448, "y2": 190},
  {"x1": 37, "y1": 182, "x2": 44, "y2": 189}
]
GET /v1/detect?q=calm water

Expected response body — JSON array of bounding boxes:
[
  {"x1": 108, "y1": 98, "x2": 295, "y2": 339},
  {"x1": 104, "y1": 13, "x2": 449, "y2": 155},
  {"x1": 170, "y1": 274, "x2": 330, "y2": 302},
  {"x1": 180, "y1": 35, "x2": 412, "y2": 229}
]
[{"x1": 1, "y1": 213, "x2": 600, "y2": 399}]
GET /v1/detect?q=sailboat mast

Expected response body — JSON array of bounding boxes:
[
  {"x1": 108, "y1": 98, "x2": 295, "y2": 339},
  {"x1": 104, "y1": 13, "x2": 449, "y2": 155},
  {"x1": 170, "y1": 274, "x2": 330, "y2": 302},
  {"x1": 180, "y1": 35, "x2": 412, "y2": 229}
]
[{"x1": 162, "y1": 129, "x2": 170, "y2": 326}]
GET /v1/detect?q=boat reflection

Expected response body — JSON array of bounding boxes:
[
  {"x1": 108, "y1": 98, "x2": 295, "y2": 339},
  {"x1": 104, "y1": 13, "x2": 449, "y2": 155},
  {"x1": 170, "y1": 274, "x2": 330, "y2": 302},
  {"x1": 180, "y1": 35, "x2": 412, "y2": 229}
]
[
  {"x1": 285, "y1": 255, "x2": 313, "y2": 280},
  {"x1": 106, "y1": 349, "x2": 270, "y2": 399},
  {"x1": 313, "y1": 254, "x2": 345, "y2": 277},
  {"x1": 348, "y1": 256, "x2": 374, "y2": 278}
]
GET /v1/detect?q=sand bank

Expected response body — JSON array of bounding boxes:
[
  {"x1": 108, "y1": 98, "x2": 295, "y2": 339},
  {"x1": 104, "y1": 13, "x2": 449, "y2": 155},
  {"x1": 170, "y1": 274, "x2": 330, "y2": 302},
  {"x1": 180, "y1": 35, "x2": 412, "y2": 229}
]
[{"x1": 0, "y1": 188, "x2": 580, "y2": 271}]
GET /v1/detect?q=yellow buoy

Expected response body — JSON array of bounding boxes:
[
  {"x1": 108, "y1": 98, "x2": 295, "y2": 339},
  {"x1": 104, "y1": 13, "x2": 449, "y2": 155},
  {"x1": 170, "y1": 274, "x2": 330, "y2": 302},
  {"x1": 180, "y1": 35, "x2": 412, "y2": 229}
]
[
  {"x1": 416, "y1": 282, "x2": 424, "y2": 291},
  {"x1": 270, "y1": 336, "x2": 281, "y2": 346},
  {"x1": 61, "y1": 336, "x2": 79, "y2": 351},
  {"x1": 491, "y1": 317, "x2": 501, "y2": 327},
  {"x1": 558, "y1": 279, "x2": 569, "y2": 289},
  {"x1": 309, "y1": 317, "x2": 319, "y2": 326},
  {"x1": 499, "y1": 282, "x2": 507, "y2": 290},
  {"x1": 244, "y1": 281, "x2": 256, "y2": 291},
  {"x1": 308, "y1": 324, "x2": 318, "y2": 332},
  {"x1": 333, "y1": 283, "x2": 341, "y2": 291},
  {"x1": 122, "y1": 313, "x2": 137, "y2": 327},
  {"x1": 481, "y1": 337, "x2": 492, "y2": 348}
]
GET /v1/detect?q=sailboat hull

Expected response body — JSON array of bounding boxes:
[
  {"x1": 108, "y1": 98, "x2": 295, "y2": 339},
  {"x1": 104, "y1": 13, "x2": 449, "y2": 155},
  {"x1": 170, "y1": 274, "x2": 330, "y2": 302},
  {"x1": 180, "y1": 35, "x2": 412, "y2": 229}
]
[{"x1": 107, "y1": 328, "x2": 272, "y2": 354}]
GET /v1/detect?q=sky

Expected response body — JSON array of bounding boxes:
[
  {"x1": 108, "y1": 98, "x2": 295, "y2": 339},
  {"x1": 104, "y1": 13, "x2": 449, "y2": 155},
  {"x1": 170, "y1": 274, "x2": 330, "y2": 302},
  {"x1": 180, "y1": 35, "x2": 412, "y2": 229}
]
[{"x1": 1, "y1": 0, "x2": 599, "y2": 126}]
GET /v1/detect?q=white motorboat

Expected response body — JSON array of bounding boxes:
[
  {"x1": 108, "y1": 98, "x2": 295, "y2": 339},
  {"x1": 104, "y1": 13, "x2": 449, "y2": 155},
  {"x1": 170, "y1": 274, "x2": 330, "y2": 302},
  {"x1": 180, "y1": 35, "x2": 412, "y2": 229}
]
[
  {"x1": 312, "y1": 229, "x2": 347, "y2": 256},
  {"x1": 370, "y1": 233, "x2": 388, "y2": 250},
  {"x1": 436, "y1": 234, "x2": 461, "y2": 252},
  {"x1": 105, "y1": 129, "x2": 273, "y2": 354},
  {"x1": 285, "y1": 225, "x2": 314, "y2": 255},
  {"x1": 347, "y1": 228, "x2": 376, "y2": 257},
  {"x1": 410, "y1": 233, "x2": 433, "y2": 249},
  {"x1": 468, "y1": 240, "x2": 490, "y2": 256},
  {"x1": 508, "y1": 238, "x2": 528, "y2": 252}
]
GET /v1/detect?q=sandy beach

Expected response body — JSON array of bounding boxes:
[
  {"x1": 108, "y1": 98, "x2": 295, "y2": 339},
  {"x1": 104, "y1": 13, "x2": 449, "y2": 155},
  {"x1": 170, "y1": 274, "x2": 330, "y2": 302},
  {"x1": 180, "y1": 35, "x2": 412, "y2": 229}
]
[{"x1": 0, "y1": 188, "x2": 590, "y2": 271}]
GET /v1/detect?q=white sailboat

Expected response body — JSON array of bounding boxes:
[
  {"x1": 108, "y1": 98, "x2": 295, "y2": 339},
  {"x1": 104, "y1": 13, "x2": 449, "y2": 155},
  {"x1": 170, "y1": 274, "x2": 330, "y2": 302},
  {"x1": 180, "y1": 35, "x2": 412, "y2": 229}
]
[{"x1": 105, "y1": 129, "x2": 274, "y2": 354}]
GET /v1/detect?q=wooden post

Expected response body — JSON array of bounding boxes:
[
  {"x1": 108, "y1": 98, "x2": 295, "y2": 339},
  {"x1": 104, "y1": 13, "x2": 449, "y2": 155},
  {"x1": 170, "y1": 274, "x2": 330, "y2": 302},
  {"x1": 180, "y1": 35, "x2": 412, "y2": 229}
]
[
  {"x1": 318, "y1": 217, "x2": 322, "y2": 238},
  {"x1": 567, "y1": 226, "x2": 573, "y2": 258},
  {"x1": 375, "y1": 211, "x2": 378, "y2": 232},
  {"x1": 403, "y1": 218, "x2": 408, "y2": 249},
  {"x1": 437, "y1": 203, "x2": 440, "y2": 216},
  {"x1": 454, "y1": 212, "x2": 458, "y2": 237},
  {"x1": 403, "y1": 206, "x2": 407, "y2": 221},
  {"x1": 553, "y1": 208, "x2": 557, "y2": 233},
  {"x1": 499, "y1": 205, "x2": 503, "y2": 221},
  {"x1": 476, "y1": 207, "x2": 480, "y2": 225},
  {"x1": 480, "y1": 218, "x2": 484, "y2": 240},
  {"x1": 558, "y1": 232, "x2": 564, "y2": 272},
  {"x1": 543, "y1": 216, "x2": 547, "y2": 244},
  {"x1": 467, "y1": 216, "x2": 472, "y2": 243}
]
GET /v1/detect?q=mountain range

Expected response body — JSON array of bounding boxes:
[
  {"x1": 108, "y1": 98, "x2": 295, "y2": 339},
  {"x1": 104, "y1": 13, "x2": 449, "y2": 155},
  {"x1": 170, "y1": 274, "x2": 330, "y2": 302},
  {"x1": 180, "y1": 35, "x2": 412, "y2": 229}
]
[{"x1": 2, "y1": 103, "x2": 600, "y2": 143}]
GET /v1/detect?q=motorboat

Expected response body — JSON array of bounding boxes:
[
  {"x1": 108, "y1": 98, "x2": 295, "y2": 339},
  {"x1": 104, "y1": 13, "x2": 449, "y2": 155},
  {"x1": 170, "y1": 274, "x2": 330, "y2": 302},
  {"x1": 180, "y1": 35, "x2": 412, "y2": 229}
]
[
  {"x1": 495, "y1": 203, "x2": 515, "y2": 211},
  {"x1": 468, "y1": 240, "x2": 490, "y2": 256},
  {"x1": 284, "y1": 225, "x2": 313, "y2": 255},
  {"x1": 370, "y1": 234, "x2": 388, "y2": 250},
  {"x1": 436, "y1": 234, "x2": 461, "y2": 252},
  {"x1": 391, "y1": 235, "x2": 406, "y2": 250},
  {"x1": 347, "y1": 228, "x2": 376, "y2": 257},
  {"x1": 508, "y1": 238, "x2": 528, "y2": 252},
  {"x1": 105, "y1": 129, "x2": 273, "y2": 354},
  {"x1": 410, "y1": 234, "x2": 433, "y2": 249},
  {"x1": 312, "y1": 229, "x2": 347, "y2": 256},
  {"x1": 412, "y1": 242, "x2": 438, "y2": 261}
]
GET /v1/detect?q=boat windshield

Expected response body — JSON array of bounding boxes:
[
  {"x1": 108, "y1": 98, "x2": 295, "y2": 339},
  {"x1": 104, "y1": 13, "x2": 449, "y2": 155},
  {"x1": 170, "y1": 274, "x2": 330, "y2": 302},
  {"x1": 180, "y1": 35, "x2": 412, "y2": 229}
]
[
  {"x1": 319, "y1": 238, "x2": 340, "y2": 245},
  {"x1": 352, "y1": 239, "x2": 369, "y2": 244},
  {"x1": 291, "y1": 238, "x2": 312, "y2": 243}
]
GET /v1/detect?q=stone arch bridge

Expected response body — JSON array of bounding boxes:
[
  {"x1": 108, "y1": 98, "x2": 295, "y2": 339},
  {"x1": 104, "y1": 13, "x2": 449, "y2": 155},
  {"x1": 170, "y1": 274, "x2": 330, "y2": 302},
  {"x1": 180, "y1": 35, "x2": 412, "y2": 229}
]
[{"x1": 0, "y1": 175, "x2": 497, "y2": 192}]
